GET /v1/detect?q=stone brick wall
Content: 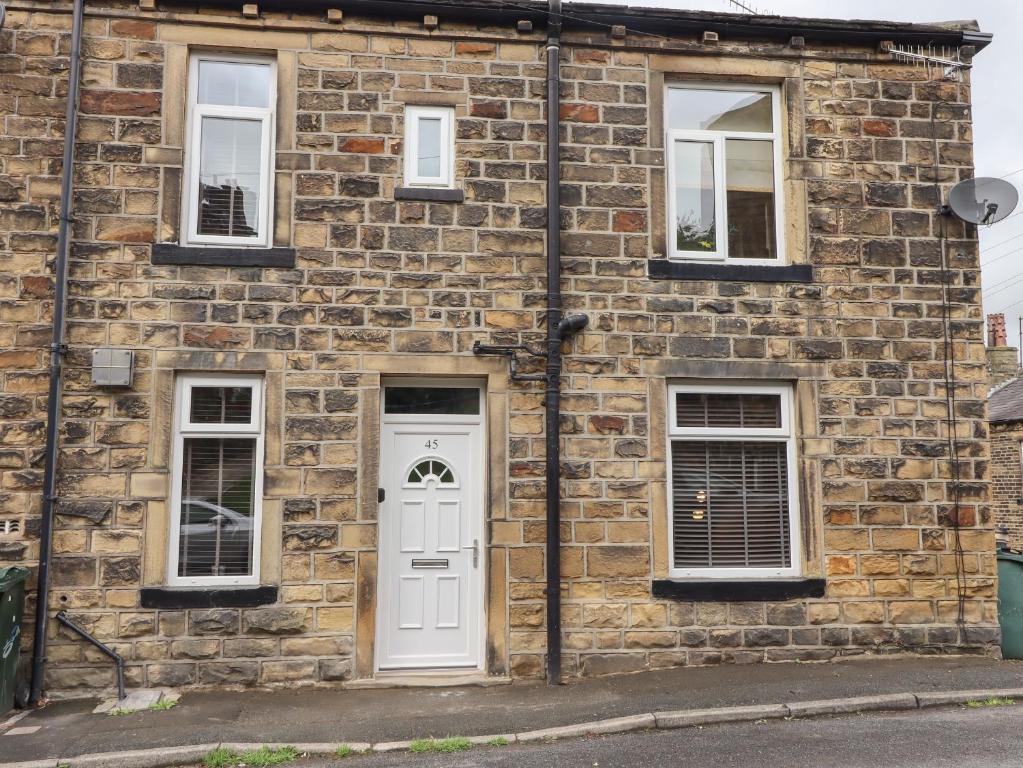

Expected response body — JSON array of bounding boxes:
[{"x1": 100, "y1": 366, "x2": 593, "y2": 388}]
[
  {"x1": 992, "y1": 422, "x2": 1023, "y2": 549},
  {"x1": 987, "y1": 347, "x2": 1020, "y2": 390},
  {"x1": 0, "y1": 0, "x2": 998, "y2": 694}
]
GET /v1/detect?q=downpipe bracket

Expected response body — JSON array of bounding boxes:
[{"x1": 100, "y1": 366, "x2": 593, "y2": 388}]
[{"x1": 471, "y1": 314, "x2": 588, "y2": 384}]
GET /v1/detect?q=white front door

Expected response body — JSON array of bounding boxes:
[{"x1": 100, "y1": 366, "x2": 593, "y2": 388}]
[{"x1": 376, "y1": 381, "x2": 485, "y2": 671}]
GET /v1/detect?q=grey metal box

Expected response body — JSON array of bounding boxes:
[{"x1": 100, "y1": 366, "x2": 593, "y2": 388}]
[{"x1": 91, "y1": 348, "x2": 134, "y2": 387}]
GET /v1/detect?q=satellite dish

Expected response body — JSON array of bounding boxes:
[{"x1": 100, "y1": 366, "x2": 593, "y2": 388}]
[{"x1": 946, "y1": 177, "x2": 1019, "y2": 225}]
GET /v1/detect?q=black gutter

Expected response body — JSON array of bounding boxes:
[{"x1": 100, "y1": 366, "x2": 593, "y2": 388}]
[
  {"x1": 543, "y1": 0, "x2": 563, "y2": 687},
  {"x1": 245, "y1": 0, "x2": 990, "y2": 52},
  {"x1": 30, "y1": 0, "x2": 84, "y2": 706}
]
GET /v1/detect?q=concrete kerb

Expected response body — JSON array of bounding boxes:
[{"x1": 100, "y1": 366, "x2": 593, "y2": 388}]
[
  {"x1": 516, "y1": 713, "x2": 656, "y2": 742},
  {"x1": 7, "y1": 687, "x2": 1023, "y2": 768},
  {"x1": 63, "y1": 745, "x2": 219, "y2": 768},
  {"x1": 784, "y1": 693, "x2": 918, "y2": 719},
  {"x1": 654, "y1": 703, "x2": 789, "y2": 729},
  {"x1": 914, "y1": 688, "x2": 1023, "y2": 708}
]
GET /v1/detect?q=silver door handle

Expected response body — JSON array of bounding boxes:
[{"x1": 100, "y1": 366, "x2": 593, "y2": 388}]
[{"x1": 463, "y1": 539, "x2": 479, "y2": 568}]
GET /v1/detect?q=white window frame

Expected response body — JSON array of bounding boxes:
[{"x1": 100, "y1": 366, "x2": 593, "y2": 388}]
[
  {"x1": 666, "y1": 381, "x2": 801, "y2": 580},
  {"x1": 168, "y1": 373, "x2": 265, "y2": 587},
  {"x1": 665, "y1": 82, "x2": 785, "y2": 265},
  {"x1": 182, "y1": 52, "x2": 277, "y2": 249},
  {"x1": 403, "y1": 105, "x2": 455, "y2": 188}
]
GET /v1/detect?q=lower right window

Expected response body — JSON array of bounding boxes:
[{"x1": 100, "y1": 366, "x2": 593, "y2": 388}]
[{"x1": 668, "y1": 382, "x2": 800, "y2": 579}]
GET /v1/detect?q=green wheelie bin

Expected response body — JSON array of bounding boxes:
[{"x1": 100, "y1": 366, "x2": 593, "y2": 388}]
[
  {"x1": 0, "y1": 566, "x2": 30, "y2": 714},
  {"x1": 997, "y1": 546, "x2": 1023, "y2": 660}
]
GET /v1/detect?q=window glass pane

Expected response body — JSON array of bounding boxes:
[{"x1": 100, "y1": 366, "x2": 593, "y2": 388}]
[
  {"x1": 384, "y1": 387, "x2": 479, "y2": 415},
  {"x1": 676, "y1": 392, "x2": 781, "y2": 429},
  {"x1": 673, "y1": 141, "x2": 716, "y2": 253},
  {"x1": 416, "y1": 116, "x2": 443, "y2": 178},
  {"x1": 668, "y1": 88, "x2": 773, "y2": 132},
  {"x1": 197, "y1": 117, "x2": 263, "y2": 238},
  {"x1": 726, "y1": 139, "x2": 777, "y2": 260},
  {"x1": 671, "y1": 440, "x2": 789, "y2": 569},
  {"x1": 407, "y1": 458, "x2": 457, "y2": 485},
  {"x1": 178, "y1": 437, "x2": 256, "y2": 578},
  {"x1": 190, "y1": 386, "x2": 253, "y2": 424},
  {"x1": 197, "y1": 60, "x2": 271, "y2": 108}
]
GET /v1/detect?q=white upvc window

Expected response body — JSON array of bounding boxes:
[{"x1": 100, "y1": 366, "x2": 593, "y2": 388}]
[
  {"x1": 168, "y1": 374, "x2": 265, "y2": 587},
  {"x1": 666, "y1": 382, "x2": 800, "y2": 579},
  {"x1": 665, "y1": 82, "x2": 784, "y2": 264},
  {"x1": 403, "y1": 105, "x2": 454, "y2": 188},
  {"x1": 182, "y1": 53, "x2": 276, "y2": 248}
]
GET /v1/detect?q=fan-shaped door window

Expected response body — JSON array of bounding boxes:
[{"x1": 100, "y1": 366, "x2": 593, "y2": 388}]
[{"x1": 405, "y1": 457, "x2": 457, "y2": 487}]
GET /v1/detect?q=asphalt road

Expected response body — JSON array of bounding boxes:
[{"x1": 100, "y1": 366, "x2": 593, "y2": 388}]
[{"x1": 301, "y1": 704, "x2": 1022, "y2": 768}]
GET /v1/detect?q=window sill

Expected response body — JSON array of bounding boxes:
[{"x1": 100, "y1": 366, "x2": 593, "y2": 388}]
[
  {"x1": 394, "y1": 186, "x2": 464, "y2": 203},
  {"x1": 152, "y1": 243, "x2": 297, "y2": 268},
  {"x1": 648, "y1": 260, "x2": 813, "y2": 283},
  {"x1": 651, "y1": 578, "x2": 825, "y2": 602},
  {"x1": 140, "y1": 585, "x2": 278, "y2": 609}
]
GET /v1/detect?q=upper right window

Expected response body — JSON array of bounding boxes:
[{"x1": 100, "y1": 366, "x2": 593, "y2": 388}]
[{"x1": 666, "y1": 84, "x2": 783, "y2": 263}]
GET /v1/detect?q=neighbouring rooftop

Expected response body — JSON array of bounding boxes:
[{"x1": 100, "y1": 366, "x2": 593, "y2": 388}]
[{"x1": 991, "y1": 377, "x2": 1023, "y2": 423}]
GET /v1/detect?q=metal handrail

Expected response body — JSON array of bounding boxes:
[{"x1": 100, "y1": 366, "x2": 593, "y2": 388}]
[{"x1": 55, "y1": 611, "x2": 125, "y2": 702}]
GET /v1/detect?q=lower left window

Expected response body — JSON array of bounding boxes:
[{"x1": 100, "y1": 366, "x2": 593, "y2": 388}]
[{"x1": 169, "y1": 374, "x2": 265, "y2": 586}]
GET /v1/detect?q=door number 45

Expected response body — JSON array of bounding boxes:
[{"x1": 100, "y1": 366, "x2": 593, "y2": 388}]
[{"x1": 424, "y1": 439, "x2": 439, "y2": 450}]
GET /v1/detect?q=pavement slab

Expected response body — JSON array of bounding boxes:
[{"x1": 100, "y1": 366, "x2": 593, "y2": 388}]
[{"x1": 2, "y1": 656, "x2": 1022, "y2": 764}]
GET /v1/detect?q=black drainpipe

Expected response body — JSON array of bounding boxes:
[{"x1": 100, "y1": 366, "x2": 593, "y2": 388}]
[
  {"x1": 544, "y1": 0, "x2": 563, "y2": 687},
  {"x1": 30, "y1": 0, "x2": 85, "y2": 706}
]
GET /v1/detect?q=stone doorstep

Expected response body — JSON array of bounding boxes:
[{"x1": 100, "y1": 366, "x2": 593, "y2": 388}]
[
  {"x1": 345, "y1": 673, "x2": 512, "y2": 690},
  {"x1": 9, "y1": 687, "x2": 1023, "y2": 768},
  {"x1": 92, "y1": 689, "x2": 178, "y2": 714}
]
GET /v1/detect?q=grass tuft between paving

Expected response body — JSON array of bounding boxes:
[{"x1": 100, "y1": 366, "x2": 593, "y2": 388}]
[
  {"x1": 203, "y1": 745, "x2": 300, "y2": 768},
  {"x1": 965, "y1": 697, "x2": 1015, "y2": 708},
  {"x1": 335, "y1": 744, "x2": 361, "y2": 759},
  {"x1": 148, "y1": 698, "x2": 178, "y2": 711},
  {"x1": 203, "y1": 747, "x2": 237, "y2": 768},
  {"x1": 486, "y1": 736, "x2": 510, "y2": 747},
  {"x1": 409, "y1": 737, "x2": 473, "y2": 754}
]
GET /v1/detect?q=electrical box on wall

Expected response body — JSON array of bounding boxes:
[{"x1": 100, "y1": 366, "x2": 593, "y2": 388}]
[{"x1": 91, "y1": 348, "x2": 134, "y2": 387}]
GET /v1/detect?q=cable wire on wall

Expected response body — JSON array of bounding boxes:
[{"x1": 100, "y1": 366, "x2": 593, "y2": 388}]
[{"x1": 931, "y1": 92, "x2": 970, "y2": 631}]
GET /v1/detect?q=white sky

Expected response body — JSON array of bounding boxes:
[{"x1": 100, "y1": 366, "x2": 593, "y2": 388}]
[{"x1": 594, "y1": 0, "x2": 1023, "y2": 348}]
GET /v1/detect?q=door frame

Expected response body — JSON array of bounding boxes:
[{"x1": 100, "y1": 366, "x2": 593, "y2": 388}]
[{"x1": 374, "y1": 376, "x2": 488, "y2": 673}]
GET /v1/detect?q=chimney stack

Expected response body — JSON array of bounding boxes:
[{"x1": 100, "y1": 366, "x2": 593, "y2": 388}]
[
  {"x1": 988, "y1": 313, "x2": 1008, "y2": 347},
  {"x1": 987, "y1": 313, "x2": 1022, "y2": 389}
]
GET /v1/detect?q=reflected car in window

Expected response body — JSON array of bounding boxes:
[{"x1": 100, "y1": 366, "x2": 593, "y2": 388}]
[{"x1": 178, "y1": 498, "x2": 254, "y2": 577}]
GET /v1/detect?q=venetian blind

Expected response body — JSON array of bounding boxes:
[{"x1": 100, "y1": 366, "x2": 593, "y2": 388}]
[
  {"x1": 675, "y1": 391, "x2": 781, "y2": 429},
  {"x1": 178, "y1": 437, "x2": 256, "y2": 578},
  {"x1": 670, "y1": 440, "x2": 790, "y2": 569},
  {"x1": 671, "y1": 391, "x2": 789, "y2": 570}
]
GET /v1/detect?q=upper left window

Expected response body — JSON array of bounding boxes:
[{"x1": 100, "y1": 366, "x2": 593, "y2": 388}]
[{"x1": 183, "y1": 54, "x2": 276, "y2": 248}]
